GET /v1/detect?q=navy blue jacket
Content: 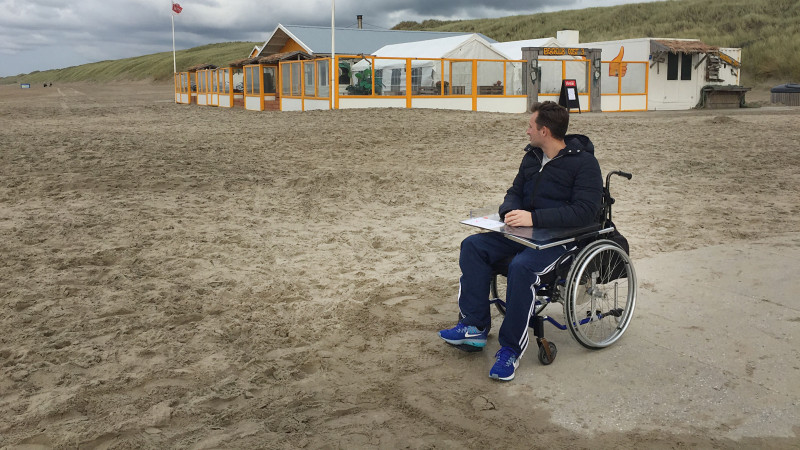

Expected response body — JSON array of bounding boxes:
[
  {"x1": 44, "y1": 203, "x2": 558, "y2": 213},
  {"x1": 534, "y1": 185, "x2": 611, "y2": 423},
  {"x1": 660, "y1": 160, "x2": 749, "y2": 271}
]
[{"x1": 499, "y1": 134, "x2": 603, "y2": 229}]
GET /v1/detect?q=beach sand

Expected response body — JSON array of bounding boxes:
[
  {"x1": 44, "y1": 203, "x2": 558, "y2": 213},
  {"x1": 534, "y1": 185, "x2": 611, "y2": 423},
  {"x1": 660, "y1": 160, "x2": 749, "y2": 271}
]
[{"x1": 1, "y1": 82, "x2": 799, "y2": 448}]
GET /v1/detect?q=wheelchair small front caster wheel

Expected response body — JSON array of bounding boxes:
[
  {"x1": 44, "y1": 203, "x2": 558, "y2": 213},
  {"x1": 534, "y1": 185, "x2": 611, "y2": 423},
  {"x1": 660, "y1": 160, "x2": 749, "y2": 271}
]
[{"x1": 537, "y1": 341, "x2": 557, "y2": 365}]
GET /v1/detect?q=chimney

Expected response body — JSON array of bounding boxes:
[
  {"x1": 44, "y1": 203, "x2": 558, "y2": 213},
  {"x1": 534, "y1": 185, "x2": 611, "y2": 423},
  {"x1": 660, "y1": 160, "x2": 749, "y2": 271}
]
[
  {"x1": 557, "y1": 30, "x2": 579, "y2": 46},
  {"x1": 357, "y1": 15, "x2": 363, "y2": 29}
]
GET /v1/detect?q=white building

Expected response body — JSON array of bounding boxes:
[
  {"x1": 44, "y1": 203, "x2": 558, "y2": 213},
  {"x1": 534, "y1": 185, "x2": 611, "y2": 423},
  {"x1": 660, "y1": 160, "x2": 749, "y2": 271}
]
[{"x1": 576, "y1": 36, "x2": 742, "y2": 111}]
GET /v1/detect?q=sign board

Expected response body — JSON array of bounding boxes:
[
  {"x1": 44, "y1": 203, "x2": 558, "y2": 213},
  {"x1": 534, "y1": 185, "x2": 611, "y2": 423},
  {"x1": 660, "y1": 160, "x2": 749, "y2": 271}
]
[
  {"x1": 20, "y1": 83, "x2": 31, "y2": 89},
  {"x1": 542, "y1": 47, "x2": 588, "y2": 57},
  {"x1": 718, "y1": 51, "x2": 741, "y2": 69},
  {"x1": 558, "y1": 79, "x2": 580, "y2": 112}
]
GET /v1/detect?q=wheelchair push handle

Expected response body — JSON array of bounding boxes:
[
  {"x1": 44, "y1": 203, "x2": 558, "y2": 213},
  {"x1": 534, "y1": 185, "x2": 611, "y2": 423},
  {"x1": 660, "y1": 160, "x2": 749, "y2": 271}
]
[
  {"x1": 602, "y1": 170, "x2": 632, "y2": 225},
  {"x1": 605, "y1": 170, "x2": 632, "y2": 192},
  {"x1": 610, "y1": 170, "x2": 632, "y2": 180}
]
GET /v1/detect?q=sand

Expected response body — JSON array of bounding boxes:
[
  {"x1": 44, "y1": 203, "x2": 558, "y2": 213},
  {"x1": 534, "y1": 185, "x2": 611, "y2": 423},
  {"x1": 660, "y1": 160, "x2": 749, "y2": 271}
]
[{"x1": 0, "y1": 82, "x2": 799, "y2": 448}]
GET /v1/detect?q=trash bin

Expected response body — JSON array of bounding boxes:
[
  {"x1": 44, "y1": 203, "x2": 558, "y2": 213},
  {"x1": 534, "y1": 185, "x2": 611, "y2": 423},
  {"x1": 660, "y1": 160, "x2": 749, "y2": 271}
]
[{"x1": 770, "y1": 83, "x2": 800, "y2": 106}]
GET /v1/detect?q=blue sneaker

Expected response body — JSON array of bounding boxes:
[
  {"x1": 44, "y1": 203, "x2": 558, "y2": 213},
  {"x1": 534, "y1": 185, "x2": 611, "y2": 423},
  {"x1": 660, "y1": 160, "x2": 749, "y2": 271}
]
[
  {"x1": 438, "y1": 322, "x2": 488, "y2": 349},
  {"x1": 489, "y1": 347, "x2": 519, "y2": 381}
]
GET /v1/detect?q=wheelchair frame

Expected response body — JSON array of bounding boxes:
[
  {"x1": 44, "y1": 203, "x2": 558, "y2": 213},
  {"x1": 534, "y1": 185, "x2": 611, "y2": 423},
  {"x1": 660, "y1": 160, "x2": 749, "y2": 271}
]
[{"x1": 489, "y1": 171, "x2": 637, "y2": 365}]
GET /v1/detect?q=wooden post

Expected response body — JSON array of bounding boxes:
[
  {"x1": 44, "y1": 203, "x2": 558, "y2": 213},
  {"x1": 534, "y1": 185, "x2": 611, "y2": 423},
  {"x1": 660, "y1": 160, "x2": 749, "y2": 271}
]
[
  {"x1": 588, "y1": 49, "x2": 602, "y2": 112},
  {"x1": 522, "y1": 47, "x2": 539, "y2": 111}
]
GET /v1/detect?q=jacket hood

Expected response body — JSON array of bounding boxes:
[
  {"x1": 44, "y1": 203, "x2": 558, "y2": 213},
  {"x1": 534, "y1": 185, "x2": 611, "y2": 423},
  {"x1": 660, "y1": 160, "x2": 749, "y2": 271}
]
[{"x1": 564, "y1": 134, "x2": 594, "y2": 154}]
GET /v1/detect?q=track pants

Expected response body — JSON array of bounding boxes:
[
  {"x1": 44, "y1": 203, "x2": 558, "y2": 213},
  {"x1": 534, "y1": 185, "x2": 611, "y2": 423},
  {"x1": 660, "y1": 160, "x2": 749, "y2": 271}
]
[{"x1": 458, "y1": 232, "x2": 568, "y2": 356}]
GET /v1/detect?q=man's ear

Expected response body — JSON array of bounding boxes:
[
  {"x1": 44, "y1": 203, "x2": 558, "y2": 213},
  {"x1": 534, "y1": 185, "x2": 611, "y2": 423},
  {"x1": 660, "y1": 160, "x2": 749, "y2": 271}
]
[{"x1": 540, "y1": 125, "x2": 550, "y2": 138}]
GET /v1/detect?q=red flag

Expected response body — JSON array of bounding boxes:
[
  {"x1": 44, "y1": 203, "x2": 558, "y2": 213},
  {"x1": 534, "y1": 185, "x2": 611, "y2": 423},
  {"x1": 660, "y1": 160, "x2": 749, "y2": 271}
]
[{"x1": 172, "y1": 2, "x2": 182, "y2": 14}]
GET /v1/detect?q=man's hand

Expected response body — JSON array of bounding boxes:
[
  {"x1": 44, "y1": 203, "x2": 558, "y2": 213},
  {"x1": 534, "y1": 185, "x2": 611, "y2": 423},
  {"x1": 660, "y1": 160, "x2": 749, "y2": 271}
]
[{"x1": 504, "y1": 209, "x2": 533, "y2": 227}]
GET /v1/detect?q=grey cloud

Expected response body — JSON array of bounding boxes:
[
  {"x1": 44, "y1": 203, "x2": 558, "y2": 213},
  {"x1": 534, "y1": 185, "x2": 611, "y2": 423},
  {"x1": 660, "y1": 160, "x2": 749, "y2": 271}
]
[
  {"x1": 345, "y1": 0, "x2": 564, "y2": 19},
  {"x1": 0, "y1": 0, "x2": 656, "y2": 77}
]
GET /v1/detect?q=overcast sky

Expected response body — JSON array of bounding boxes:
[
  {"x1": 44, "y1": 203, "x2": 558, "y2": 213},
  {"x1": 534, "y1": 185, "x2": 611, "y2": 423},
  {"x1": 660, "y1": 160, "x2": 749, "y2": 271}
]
[{"x1": 0, "y1": 0, "x2": 663, "y2": 77}]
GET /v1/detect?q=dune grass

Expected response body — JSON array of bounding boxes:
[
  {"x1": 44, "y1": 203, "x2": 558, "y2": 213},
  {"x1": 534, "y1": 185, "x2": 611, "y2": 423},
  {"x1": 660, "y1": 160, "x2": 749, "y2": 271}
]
[
  {"x1": 394, "y1": 0, "x2": 800, "y2": 83},
  {"x1": 0, "y1": 42, "x2": 259, "y2": 85},
  {"x1": 2, "y1": 0, "x2": 797, "y2": 85}
]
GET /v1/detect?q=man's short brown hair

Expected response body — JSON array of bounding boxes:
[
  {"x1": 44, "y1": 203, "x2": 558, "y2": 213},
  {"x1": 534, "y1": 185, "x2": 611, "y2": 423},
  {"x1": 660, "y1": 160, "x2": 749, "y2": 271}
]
[{"x1": 530, "y1": 101, "x2": 569, "y2": 140}]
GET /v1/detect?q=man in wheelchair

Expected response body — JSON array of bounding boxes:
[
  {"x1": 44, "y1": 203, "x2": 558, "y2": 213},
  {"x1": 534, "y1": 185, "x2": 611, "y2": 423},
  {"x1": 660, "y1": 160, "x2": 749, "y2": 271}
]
[{"x1": 439, "y1": 101, "x2": 604, "y2": 381}]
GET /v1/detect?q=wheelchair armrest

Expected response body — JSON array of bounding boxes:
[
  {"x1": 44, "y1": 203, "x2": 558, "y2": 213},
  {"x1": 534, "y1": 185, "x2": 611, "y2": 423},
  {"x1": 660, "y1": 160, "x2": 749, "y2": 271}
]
[
  {"x1": 553, "y1": 249, "x2": 577, "y2": 281},
  {"x1": 571, "y1": 226, "x2": 615, "y2": 244}
]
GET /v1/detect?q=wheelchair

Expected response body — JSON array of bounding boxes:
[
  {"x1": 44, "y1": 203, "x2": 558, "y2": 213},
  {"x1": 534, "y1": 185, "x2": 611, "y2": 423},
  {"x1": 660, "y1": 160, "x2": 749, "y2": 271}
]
[{"x1": 489, "y1": 171, "x2": 636, "y2": 365}]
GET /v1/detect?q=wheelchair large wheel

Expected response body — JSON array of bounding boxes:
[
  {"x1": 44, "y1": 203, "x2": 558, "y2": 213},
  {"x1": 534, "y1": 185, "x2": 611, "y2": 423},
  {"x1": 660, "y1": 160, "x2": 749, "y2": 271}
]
[{"x1": 564, "y1": 239, "x2": 636, "y2": 349}]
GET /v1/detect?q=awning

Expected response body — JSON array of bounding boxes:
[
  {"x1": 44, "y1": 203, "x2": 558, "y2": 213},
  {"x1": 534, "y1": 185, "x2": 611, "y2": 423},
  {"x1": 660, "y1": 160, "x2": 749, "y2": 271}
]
[
  {"x1": 651, "y1": 39, "x2": 718, "y2": 54},
  {"x1": 228, "y1": 51, "x2": 313, "y2": 68}
]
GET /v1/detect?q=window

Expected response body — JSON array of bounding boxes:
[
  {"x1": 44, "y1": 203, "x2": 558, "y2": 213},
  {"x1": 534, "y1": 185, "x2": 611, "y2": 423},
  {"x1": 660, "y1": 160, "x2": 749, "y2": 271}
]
[
  {"x1": 253, "y1": 67, "x2": 260, "y2": 93},
  {"x1": 411, "y1": 68, "x2": 422, "y2": 89},
  {"x1": 281, "y1": 64, "x2": 291, "y2": 96},
  {"x1": 374, "y1": 69, "x2": 383, "y2": 94},
  {"x1": 232, "y1": 69, "x2": 243, "y2": 93},
  {"x1": 667, "y1": 53, "x2": 679, "y2": 80},
  {"x1": 620, "y1": 62, "x2": 646, "y2": 94},
  {"x1": 338, "y1": 65, "x2": 350, "y2": 84},
  {"x1": 477, "y1": 61, "x2": 504, "y2": 95},
  {"x1": 505, "y1": 62, "x2": 522, "y2": 95},
  {"x1": 381, "y1": 66, "x2": 405, "y2": 96},
  {"x1": 263, "y1": 67, "x2": 276, "y2": 94},
  {"x1": 316, "y1": 60, "x2": 329, "y2": 98},
  {"x1": 218, "y1": 69, "x2": 229, "y2": 94},
  {"x1": 667, "y1": 52, "x2": 693, "y2": 81},
  {"x1": 304, "y1": 62, "x2": 315, "y2": 96},
  {"x1": 681, "y1": 53, "x2": 692, "y2": 80},
  {"x1": 565, "y1": 60, "x2": 589, "y2": 94},
  {"x1": 291, "y1": 62, "x2": 301, "y2": 96},
  {"x1": 450, "y1": 61, "x2": 472, "y2": 95},
  {"x1": 245, "y1": 66, "x2": 259, "y2": 94}
]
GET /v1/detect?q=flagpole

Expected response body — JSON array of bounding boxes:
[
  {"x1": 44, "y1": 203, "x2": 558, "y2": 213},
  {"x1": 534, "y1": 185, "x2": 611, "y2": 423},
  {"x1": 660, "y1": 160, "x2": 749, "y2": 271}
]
[
  {"x1": 331, "y1": 0, "x2": 335, "y2": 109},
  {"x1": 171, "y1": 10, "x2": 177, "y2": 73}
]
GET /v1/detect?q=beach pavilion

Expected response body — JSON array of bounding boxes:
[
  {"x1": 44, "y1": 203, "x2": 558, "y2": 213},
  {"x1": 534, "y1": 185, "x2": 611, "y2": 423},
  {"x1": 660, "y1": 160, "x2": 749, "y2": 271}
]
[
  {"x1": 176, "y1": 24, "x2": 535, "y2": 112},
  {"x1": 175, "y1": 25, "x2": 744, "y2": 113},
  {"x1": 177, "y1": 24, "x2": 487, "y2": 109},
  {"x1": 253, "y1": 24, "x2": 517, "y2": 112}
]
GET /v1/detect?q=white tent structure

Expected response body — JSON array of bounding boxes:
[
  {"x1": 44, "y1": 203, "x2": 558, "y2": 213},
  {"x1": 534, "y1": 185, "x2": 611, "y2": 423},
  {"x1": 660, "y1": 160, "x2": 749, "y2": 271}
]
[
  {"x1": 375, "y1": 33, "x2": 506, "y2": 59},
  {"x1": 491, "y1": 37, "x2": 562, "y2": 60},
  {"x1": 350, "y1": 34, "x2": 514, "y2": 95}
]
